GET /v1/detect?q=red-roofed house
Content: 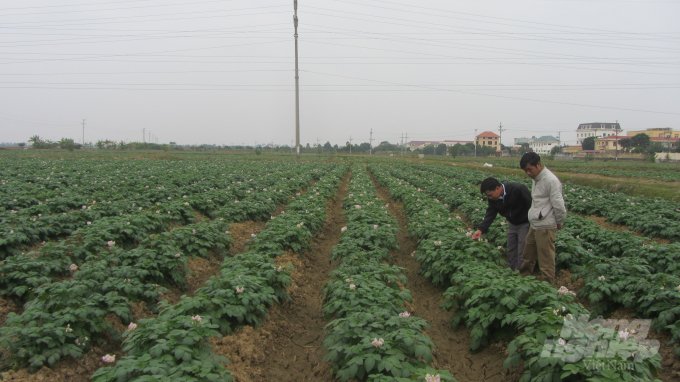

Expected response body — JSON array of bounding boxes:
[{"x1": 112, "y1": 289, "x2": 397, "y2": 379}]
[{"x1": 475, "y1": 131, "x2": 500, "y2": 152}]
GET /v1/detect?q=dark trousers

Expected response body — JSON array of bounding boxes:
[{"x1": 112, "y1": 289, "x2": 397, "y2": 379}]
[{"x1": 506, "y1": 222, "x2": 530, "y2": 271}]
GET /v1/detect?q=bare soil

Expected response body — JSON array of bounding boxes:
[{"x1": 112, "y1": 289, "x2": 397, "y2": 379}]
[{"x1": 208, "y1": 172, "x2": 351, "y2": 381}]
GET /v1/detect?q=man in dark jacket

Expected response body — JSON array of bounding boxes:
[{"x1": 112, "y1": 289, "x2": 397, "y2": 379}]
[{"x1": 471, "y1": 177, "x2": 532, "y2": 271}]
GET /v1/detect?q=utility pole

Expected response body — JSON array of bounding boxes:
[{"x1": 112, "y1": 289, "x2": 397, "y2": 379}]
[
  {"x1": 293, "y1": 0, "x2": 300, "y2": 160},
  {"x1": 143, "y1": 128, "x2": 146, "y2": 143},
  {"x1": 615, "y1": 121, "x2": 620, "y2": 161},
  {"x1": 290, "y1": 139, "x2": 293, "y2": 154},
  {"x1": 474, "y1": 128, "x2": 478, "y2": 157},
  {"x1": 369, "y1": 128, "x2": 374, "y2": 155},
  {"x1": 82, "y1": 119, "x2": 85, "y2": 147},
  {"x1": 401, "y1": 133, "x2": 404, "y2": 157},
  {"x1": 349, "y1": 135, "x2": 352, "y2": 154},
  {"x1": 405, "y1": 133, "x2": 408, "y2": 156},
  {"x1": 498, "y1": 122, "x2": 505, "y2": 155},
  {"x1": 148, "y1": 130, "x2": 151, "y2": 144}
]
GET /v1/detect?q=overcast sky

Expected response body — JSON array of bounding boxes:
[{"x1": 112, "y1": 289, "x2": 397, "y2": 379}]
[{"x1": 1, "y1": 0, "x2": 679, "y2": 147}]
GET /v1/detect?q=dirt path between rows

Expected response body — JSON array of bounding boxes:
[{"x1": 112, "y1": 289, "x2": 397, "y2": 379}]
[
  {"x1": 369, "y1": 171, "x2": 524, "y2": 382},
  {"x1": 209, "y1": 171, "x2": 350, "y2": 382}
]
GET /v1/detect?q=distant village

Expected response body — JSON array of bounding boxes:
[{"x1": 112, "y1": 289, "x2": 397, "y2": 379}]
[{"x1": 407, "y1": 123, "x2": 679, "y2": 158}]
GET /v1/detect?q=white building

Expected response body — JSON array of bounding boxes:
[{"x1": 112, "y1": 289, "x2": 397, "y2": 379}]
[
  {"x1": 576, "y1": 122, "x2": 622, "y2": 145},
  {"x1": 530, "y1": 136, "x2": 560, "y2": 155}
]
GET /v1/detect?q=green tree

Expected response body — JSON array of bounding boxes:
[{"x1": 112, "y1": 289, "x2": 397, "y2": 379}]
[
  {"x1": 449, "y1": 144, "x2": 459, "y2": 158},
  {"x1": 582, "y1": 136, "x2": 596, "y2": 150},
  {"x1": 436, "y1": 143, "x2": 448, "y2": 155},
  {"x1": 550, "y1": 145, "x2": 563, "y2": 156},
  {"x1": 17, "y1": 142, "x2": 25, "y2": 147},
  {"x1": 59, "y1": 138, "x2": 76, "y2": 151},
  {"x1": 619, "y1": 138, "x2": 632, "y2": 152},
  {"x1": 422, "y1": 145, "x2": 435, "y2": 155},
  {"x1": 631, "y1": 133, "x2": 650, "y2": 149}
]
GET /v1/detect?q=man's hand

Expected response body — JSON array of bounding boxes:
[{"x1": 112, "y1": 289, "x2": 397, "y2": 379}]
[
  {"x1": 472, "y1": 230, "x2": 483, "y2": 240},
  {"x1": 557, "y1": 224, "x2": 562, "y2": 231}
]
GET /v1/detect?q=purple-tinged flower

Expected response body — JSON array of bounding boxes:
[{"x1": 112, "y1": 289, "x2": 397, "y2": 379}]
[
  {"x1": 399, "y1": 312, "x2": 411, "y2": 318},
  {"x1": 107, "y1": 241, "x2": 115, "y2": 247},
  {"x1": 598, "y1": 276, "x2": 606, "y2": 281},
  {"x1": 251, "y1": 233, "x2": 256, "y2": 238},
  {"x1": 619, "y1": 330, "x2": 630, "y2": 341},
  {"x1": 65, "y1": 324, "x2": 73, "y2": 333},
  {"x1": 87, "y1": 221, "x2": 91, "y2": 225},
  {"x1": 128, "y1": 323, "x2": 137, "y2": 331},
  {"x1": 557, "y1": 338, "x2": 566, "y2": 346},
  {"x1": 70, "y1": 264, "x2": 78, "y2": 271},
  {"x1": 349, "y1": 284, "x2": 356, "y2": 290},
  {"x1": 371, "y1": 338, "x2": 384, "y2": 347},
  {"x1": 345, "y1": 278, "x2": 353, "y2": 282},
  {"x1": 235, "y1": 286, "x2": 244, "y2": 293},
  {"x1": 191, "y1": 315, "x2": 202, "y2": 323},
  {"x1": 341, "y1": 226, "x2": 347, "y2": 233},
  {"x1": 373, "y1": 225, "x2": 378, "y2": 229},
  {"x1": 175, "y1": 253, "x2": 181, "y2": 258},
  {"x1": 102, "y1": 354, "x2": 116, "y2": 363},
  {"x1": 355, "y1": 205, "x2": 361, "y2": 209}
]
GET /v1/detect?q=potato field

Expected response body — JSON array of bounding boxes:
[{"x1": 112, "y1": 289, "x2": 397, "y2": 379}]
[{"x1": 0, "y1": 155, "x2": 679, "y2": 382}]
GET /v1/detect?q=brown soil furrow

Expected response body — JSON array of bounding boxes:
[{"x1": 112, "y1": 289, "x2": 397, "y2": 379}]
[
  {"x1": 210, "y1": 171, "x2": 351, "y2": 382},
  {"x1": 369, "y1": 171, "x2": 524, "y2": 382}
]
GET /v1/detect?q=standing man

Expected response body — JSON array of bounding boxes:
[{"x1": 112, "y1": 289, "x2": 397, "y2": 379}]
[
  {"x1": 472, "y1": 177, "x2": 532, "y2": 271},
  {"x1": 518, "y1": 152, "x2": 566, "y2": 284}
]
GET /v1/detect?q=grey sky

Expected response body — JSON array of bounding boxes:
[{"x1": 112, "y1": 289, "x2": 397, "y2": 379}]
[{"x1": 1, "y1": 0, "x2": 679, "y2": 147}]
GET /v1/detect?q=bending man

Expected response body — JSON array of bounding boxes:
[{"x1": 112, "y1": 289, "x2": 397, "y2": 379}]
[{"x1": 472, "y1": 177, "x2": 532, "y2": 271}]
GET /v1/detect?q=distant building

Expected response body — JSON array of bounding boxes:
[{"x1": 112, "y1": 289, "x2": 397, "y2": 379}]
[
  {"x1": 530, "y1": 136, "x2": 560, "y2": 155},
  {"x1": 650, "y1": 137, "x2": 679, "y2": 149},
  {"x1": 475, "y1": 131, "x2": 501, "y2": 152},
  {"x1": 594, "y1": 136, "x2": 620, "y2": 151},
  {"x1": 514, "y1": 137, "x2": 534, "y2": 146},
  {"x1": 627, "y1": 128, "x2": 679, "y2": 139},
  {"x1": 564, "y1": 145, "x2": 582, "y2": 153},
  {"x1": 407, "y1": 140, "x2": 472, "y2": 150},
  {"x1": 576, "y1": 122, "x2": 622, "y2": 145}
]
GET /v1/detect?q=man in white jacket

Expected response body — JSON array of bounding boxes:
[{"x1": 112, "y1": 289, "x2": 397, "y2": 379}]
[{"x1": 518, "y1": 152, "x2": 566, "y2": 283}]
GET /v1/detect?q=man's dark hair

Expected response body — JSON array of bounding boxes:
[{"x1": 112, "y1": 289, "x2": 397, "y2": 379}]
[
  {"x1": 480, "y1": 177, "x2": 501, "y2": 195},
  {"x1": 520, "y1": 152, "x2": 541, "y2": 169}
]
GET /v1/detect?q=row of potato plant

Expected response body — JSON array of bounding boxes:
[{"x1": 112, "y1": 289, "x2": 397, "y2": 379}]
[
  {"x1": 0, "y1": 163, "x2": 335, "y2": 373},
  {"x1": 415, "y1": 164, "x2": 680, "y2": 242},
  {"x1": 418, "y1": 164, "x2": 680, "y2": 358},
  {"x1": 0, "y1": 159, "x2": 326, "y2": 259},
  {"x1": 90, "y1": 163, "x2": 348, "y2": 381},
  {"x1": 0, "y1": 164, "x2": 320, "y2": 305},
  {"x1": 369, "y1": 164, "x2": 662, "y2": 382},
  {"x1": 322, "y1": 165, "x2": 455, "y2": 382}
]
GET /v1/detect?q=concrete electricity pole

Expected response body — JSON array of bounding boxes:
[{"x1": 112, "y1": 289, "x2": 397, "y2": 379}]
[
  {"x1": 143, "y1": 128, "x2": 146, "y2": 143},
  {"x1": 82, "y1": 119, "x2": 85, "y2": 147},
  {"x1": 401, "y1": 133, "x2": 404, "y2": 157},
  {"x1": 349, "y1": 135, "x2": 352, "y2": 154},
  {"x1": 474, "y1": 128, "x2": 478, "y2": 157},
  {"x1": 294, "y1": 0, "x2": 300, "y2": 160},
  {"x1": 405, "y1": 133, "x2": 408, "y2": 156},
  {"x1": 498, "y1": 124, "x2": 503, "y2": 153},
  {"x1": 369, "y1": 128, "x2": 374, "y2": 155},
  {"x1": 615, "y1": 121, "x2": 620, "y2": 161}
]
